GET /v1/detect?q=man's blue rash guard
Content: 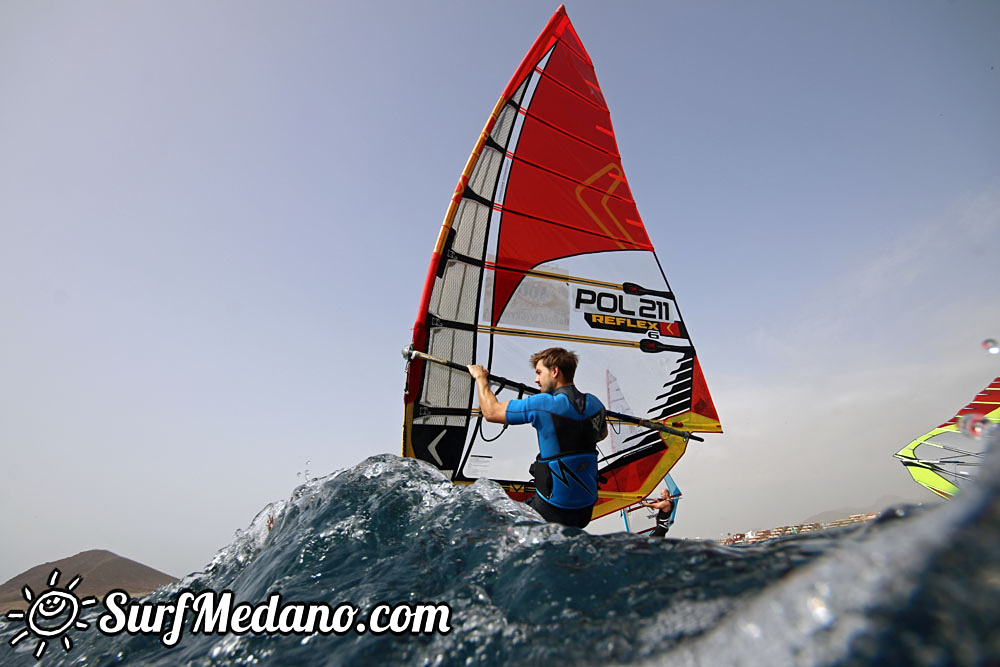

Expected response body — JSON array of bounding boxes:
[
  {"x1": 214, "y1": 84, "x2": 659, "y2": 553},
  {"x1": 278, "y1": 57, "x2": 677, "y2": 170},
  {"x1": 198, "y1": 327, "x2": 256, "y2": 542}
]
[{"x1": 505, "y1": 385, "x2": 606, "y2": 510}]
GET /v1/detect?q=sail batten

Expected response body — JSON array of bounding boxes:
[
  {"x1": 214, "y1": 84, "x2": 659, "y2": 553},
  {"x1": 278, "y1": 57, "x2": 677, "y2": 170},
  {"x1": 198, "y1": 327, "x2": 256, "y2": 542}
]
[
  {"x1": 515, "y1": 105, "x2": 621, "y2": 158},
  {"x1": 403, "y1": 6, "x2": 721, "y2": 520},
  {"x1": 489, "y1": 207, "x2": 651, "y2": 249},
  {"x1": 499, "y1": 155, "x2": 636, "y2": 203}
]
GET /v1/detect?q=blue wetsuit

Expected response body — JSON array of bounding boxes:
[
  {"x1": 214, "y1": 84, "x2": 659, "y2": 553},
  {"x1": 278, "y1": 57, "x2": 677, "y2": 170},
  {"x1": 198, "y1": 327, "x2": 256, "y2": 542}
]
[{"x1": 506, "y1": 385, "x2": 606, "y2": 528}]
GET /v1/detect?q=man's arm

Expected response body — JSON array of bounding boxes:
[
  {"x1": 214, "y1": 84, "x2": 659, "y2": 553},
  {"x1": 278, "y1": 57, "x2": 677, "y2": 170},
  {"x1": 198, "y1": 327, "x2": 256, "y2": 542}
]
[
  {"x1": 468, "y1": 364, "x2": 509, "y2": 424},
  {"x1": 642, "y1": 497, "x2": 674, "y2": 511}
]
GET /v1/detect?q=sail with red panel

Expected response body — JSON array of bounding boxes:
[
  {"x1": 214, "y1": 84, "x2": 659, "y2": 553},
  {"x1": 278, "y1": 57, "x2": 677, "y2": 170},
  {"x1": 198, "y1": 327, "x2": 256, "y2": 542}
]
[
  {"x1": 402, "y1": 5, "x2": 721, "y2": 520},
  {"x1": 894, "y1": 377, "x2": 999, "y2": 499}
]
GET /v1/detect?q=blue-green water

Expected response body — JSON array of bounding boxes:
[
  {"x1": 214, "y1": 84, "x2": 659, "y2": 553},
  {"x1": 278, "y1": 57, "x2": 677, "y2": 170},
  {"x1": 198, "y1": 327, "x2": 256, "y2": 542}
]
[{"x1": 3, "y1": 437, "x2": 999, "y2": 666}]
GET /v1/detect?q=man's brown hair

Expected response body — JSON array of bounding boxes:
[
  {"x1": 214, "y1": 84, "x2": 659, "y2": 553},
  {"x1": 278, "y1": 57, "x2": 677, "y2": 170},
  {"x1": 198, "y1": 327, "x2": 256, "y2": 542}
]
[{"x1": 530, "y1": 347, "x2": 578, "y2": 383}]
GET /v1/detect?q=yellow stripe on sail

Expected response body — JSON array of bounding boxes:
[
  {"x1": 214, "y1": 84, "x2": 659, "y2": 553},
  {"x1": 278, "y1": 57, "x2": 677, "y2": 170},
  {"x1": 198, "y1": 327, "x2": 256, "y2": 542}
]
[{"x1": 589, "y1": 431, "x2": 689, "y2": 519}]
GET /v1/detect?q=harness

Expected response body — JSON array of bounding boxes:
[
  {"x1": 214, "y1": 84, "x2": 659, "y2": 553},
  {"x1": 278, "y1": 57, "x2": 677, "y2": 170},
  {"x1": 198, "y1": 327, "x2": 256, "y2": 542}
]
[{"x1": 529, "y1": 386, "x2": 605, "y2": 510}]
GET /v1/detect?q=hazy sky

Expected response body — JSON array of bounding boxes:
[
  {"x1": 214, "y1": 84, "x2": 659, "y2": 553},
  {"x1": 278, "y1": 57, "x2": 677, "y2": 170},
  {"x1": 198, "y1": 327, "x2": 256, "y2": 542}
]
[{"x1": 2, "y1": 1, "x2": 998, "y2": 583}]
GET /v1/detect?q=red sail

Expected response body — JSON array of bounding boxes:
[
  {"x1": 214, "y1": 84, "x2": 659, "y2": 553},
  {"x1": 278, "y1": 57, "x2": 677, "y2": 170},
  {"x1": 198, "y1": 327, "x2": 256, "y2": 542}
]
[{"x1": 404, "y1": 6, "x2": 721, "y2": 520}]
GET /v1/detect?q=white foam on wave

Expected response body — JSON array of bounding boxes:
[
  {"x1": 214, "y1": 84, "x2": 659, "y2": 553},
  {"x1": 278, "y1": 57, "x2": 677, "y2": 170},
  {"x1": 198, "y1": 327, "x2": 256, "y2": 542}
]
[{"x1": 651, "y1": 431, "x2": 1000, "y2": 667}]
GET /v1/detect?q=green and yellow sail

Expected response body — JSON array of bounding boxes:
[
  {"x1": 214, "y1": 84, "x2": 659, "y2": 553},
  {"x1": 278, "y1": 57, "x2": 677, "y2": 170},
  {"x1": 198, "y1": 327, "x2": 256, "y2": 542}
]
[{"x1": 894, "y1": 377, "x2": 1000, "y2": 499}]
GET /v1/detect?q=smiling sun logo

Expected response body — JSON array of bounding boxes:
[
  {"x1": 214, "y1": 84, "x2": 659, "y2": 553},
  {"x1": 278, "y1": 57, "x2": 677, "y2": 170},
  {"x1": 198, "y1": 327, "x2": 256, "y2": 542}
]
[{"x1": 6, "y1": 568, "x2": 98, "y2": 660}]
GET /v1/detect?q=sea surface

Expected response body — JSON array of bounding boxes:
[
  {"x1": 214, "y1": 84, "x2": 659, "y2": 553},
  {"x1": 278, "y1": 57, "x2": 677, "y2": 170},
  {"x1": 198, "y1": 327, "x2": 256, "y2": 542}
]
[{"x1": 2, "y1": 434, "x2": 998, "y2": 666}]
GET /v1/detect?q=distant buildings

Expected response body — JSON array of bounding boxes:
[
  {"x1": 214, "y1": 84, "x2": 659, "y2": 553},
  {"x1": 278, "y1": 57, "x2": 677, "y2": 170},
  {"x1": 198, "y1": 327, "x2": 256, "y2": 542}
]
[{"x1": 721, "y1": 513, "x2": 878, "y2": 545}]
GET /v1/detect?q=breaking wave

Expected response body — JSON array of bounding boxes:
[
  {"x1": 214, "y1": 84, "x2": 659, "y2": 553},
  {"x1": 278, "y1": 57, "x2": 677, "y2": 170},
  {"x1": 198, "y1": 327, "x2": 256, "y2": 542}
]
[{"x1": 3, "y1": 434, "x2": 998, "y2": 666}]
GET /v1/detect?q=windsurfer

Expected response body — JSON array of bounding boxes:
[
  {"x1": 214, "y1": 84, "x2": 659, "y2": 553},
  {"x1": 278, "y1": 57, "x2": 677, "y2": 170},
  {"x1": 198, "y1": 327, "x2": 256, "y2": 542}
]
[
  {"x1": 642, "y1": 488, "x2": 675, "y2": 537},
  {"x1": 468, "y1": 347, "x2": 608, "y2": 528}
]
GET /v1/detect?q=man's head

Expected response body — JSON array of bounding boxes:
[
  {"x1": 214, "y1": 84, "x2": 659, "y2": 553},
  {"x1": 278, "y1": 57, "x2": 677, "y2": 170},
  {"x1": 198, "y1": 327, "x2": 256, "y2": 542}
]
[
  {"x1": 659, "y1": 488, "x2": 674, "y2": 512},
  {"x1": 530, "y1": 347, "x2": 578, "y2": 394}
]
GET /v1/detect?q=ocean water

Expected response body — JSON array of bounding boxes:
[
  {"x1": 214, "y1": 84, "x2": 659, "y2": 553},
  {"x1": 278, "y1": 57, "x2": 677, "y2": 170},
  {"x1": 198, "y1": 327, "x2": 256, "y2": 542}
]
[{"x1": 3, "y1": 434, "x2": 998, "y2": 666}]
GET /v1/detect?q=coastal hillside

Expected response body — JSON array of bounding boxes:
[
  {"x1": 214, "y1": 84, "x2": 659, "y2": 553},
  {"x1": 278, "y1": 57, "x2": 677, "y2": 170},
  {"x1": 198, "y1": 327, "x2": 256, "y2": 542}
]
[
  {"x1": 0, "y1": 549, "x2": 177, "y2": 612},
  {"x1": 801, "y1": 495, "x2": 938, "y2": 525}
]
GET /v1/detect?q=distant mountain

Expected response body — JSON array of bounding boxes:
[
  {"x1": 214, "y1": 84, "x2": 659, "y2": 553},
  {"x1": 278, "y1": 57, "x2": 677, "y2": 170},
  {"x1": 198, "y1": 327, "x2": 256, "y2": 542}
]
[
  {"x1": 801, "y1": 495, "x2": 941, "y2": 526},
  {"x1": 0, "y1": 550, "x2": 178, "y2": 612}
]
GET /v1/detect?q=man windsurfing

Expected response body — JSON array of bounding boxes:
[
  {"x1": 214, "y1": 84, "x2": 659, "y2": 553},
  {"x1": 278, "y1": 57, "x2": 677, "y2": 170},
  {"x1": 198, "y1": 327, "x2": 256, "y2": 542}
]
[
  {"x1": 642, "y1": 488, "x2": 676, "y2": 537},
  {"x1": 468, "y1": 347, "x2": 608, "y2": 528}
]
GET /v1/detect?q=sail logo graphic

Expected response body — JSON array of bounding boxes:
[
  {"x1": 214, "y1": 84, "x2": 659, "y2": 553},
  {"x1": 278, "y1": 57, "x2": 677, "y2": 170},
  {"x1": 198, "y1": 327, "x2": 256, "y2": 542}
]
[
  {"x1": 574, "y1": 287, "x2": 681, "y2": 337},
  {"x1": 574, "y1": 163, "x2": 648, "y2": 251},
  {"x1": 6, "y1": 568, "x2": 98, "y2": 660}
]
